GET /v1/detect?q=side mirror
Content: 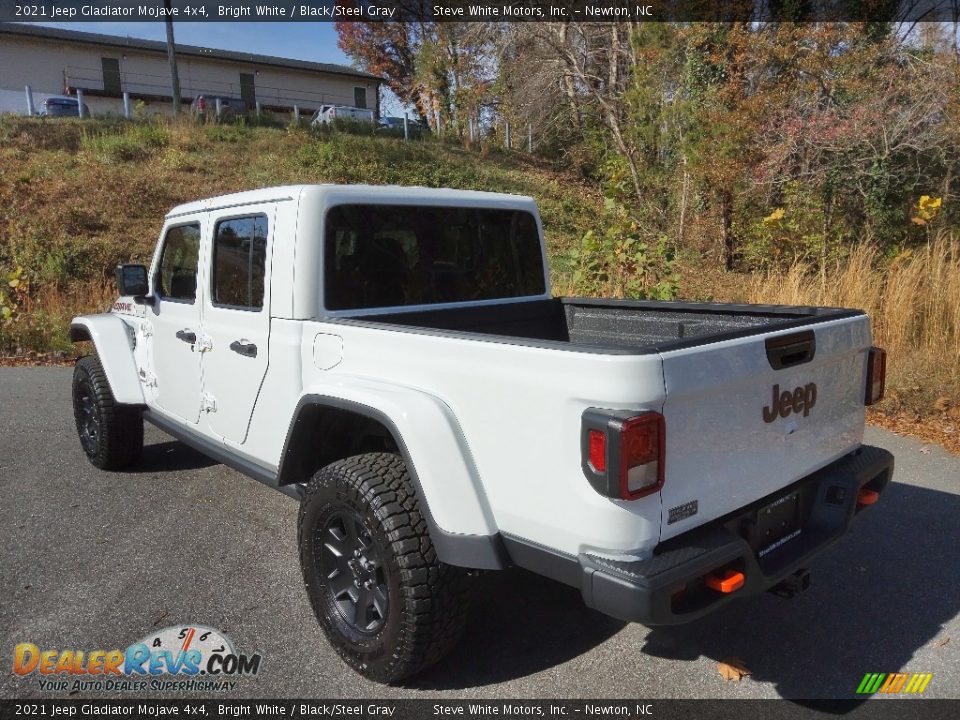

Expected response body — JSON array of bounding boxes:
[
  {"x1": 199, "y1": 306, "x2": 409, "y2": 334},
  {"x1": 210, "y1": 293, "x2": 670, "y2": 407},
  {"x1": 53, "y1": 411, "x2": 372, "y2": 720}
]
[{"x1": 115, "y1": 264, "x2": 150, "y2": 303}]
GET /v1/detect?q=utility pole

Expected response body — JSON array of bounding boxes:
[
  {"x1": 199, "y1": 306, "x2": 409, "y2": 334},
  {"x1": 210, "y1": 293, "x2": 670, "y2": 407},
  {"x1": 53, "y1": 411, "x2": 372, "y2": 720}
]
[{"x1": 164, "y1": 0, "x2": 181, "y2": 115}]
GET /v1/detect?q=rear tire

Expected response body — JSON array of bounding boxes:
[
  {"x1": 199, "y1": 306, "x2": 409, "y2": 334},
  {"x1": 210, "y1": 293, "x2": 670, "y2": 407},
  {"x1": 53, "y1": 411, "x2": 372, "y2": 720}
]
[
  {"x1": 298, "y1": 452, "x2": 469, "y2": 683},
  {"x1": 72, "y1": 355, "x2": 143, "y2": 470}
]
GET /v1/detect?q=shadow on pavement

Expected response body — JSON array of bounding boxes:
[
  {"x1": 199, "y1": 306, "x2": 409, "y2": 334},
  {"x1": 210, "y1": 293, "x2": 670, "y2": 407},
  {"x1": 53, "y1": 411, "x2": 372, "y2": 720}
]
[
  {"x1": 409, "y1": 567, "x2": 625, "y2": 690},
  {"x1": 642, "y1": 481, "x2": 959, "y2": 704},
  {"x1": 412, "y1": 481, "x2": 957, "y2": 700},
  {"x1": 129, "y1": 440, "x2": 218, "y2": 474}
]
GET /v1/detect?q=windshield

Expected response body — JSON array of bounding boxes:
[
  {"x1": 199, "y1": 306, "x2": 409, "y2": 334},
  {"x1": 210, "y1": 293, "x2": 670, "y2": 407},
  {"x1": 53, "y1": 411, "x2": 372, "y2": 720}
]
[{"x1": 323, "y1": 204, "x2": 546, "y2": 310}]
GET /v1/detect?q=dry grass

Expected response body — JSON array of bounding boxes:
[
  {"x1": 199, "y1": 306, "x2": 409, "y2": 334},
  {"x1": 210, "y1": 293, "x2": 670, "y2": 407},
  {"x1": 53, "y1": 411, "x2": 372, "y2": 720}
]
[
  {"x1": 0, "y1": 115, "x2": 602, "y2": 355},
  {"x1": 740, "y1": 235, "x2": 960, "y2": 425}
]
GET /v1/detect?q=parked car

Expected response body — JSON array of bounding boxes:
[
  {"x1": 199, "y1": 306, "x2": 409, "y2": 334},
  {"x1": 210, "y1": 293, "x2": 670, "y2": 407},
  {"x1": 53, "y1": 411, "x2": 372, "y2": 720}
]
[
  {"x1": 376, "y1": 115, "x2": 428, "y2": 135},
  {"x1": 190, "y1": 95, "x2": 246, "y2": 122},
  {"x1": 308, "y1": 105, "x2": 333, "y2": 125},
  {"x1": 378, "y1": 116, "x2": 406, "y2": 130},
  {"x1": 71, "y1": 185, "x2": 893, "y2": 684},
  {"x1": 38, "y1": 96, "x2": 90, "y2": 118},
  {"x1": 310, "y1": 105, "x2": 374, "y2": 126}
]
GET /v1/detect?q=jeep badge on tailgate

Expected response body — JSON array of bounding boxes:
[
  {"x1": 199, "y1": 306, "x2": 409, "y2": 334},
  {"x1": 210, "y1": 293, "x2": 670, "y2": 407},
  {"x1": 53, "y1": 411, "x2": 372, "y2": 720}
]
[{"x1": 763, "y1": 382, "x2": 818, "y2": 423}]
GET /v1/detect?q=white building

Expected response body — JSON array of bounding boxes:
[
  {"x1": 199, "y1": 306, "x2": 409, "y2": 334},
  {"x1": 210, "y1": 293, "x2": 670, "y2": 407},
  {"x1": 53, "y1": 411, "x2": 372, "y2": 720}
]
[{"x1": 0, "y1": 23, "x2": 381, "y2": 117}]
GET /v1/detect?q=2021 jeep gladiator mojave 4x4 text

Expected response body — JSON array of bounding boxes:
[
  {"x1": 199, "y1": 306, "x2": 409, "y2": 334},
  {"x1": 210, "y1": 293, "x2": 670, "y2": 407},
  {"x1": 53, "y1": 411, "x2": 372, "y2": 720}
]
[{"x1": 70, "y1": 185, "x2": 893, "y2": 682}]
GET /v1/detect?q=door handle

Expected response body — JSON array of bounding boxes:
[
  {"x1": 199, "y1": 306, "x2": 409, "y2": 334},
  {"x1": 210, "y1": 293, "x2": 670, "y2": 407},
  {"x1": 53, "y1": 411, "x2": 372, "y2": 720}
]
[
  {"x1": 229, "y1": 340, "x2": 258, "y2": 358},
  {"x1": 175, "y1": 329, "x2": 197, "y2": 344},
  {"x1": 765, "y1": 330, "x2": 816, "y2": 370}
]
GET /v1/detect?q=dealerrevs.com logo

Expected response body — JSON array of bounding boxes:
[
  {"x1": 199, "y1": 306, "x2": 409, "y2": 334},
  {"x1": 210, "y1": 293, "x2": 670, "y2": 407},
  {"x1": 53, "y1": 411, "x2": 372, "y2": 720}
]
[{"x1": 13, "y1": 625, "x2": 262, "y2": 693}]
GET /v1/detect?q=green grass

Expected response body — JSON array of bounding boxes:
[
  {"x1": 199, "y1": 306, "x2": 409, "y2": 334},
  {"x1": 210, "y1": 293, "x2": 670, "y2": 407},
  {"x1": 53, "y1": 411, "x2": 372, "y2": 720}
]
[
  {"x1": 80, "y1": 122, "x2": 170, "y2": 163},
  {"x1": 0, "y1": 115, "x2": 602, "y2": 354}
]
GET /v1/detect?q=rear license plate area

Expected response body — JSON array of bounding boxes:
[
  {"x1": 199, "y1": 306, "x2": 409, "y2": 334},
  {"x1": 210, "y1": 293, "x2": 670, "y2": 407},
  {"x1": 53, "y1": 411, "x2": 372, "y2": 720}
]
[{"x1": 744, "y1": 491, "x2": 802, "y2": 558}]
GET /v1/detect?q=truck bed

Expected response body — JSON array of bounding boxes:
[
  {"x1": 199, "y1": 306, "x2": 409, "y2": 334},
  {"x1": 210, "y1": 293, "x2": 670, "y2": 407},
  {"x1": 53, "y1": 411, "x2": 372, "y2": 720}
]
[
  {"x1": 350, "y1": 295, "x2": 873, "y2": 546},
  {"x1": 357, "y1": 298, "x2": 862, "y2": 353}
]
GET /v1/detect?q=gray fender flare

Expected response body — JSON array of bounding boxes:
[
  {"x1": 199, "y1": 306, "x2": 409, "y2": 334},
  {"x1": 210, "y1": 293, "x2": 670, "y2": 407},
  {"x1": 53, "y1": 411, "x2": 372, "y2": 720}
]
[
  {"x1": 70, "y1": 314, "x2": 144, "y2": 406},
  {"x1": 278, "y1": 392, "x2": 508, "y2": 570}
]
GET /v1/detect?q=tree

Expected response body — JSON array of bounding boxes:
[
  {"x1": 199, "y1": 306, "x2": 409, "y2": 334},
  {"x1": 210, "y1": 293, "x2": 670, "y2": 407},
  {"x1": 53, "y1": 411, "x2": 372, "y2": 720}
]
[
  {"x1": 336, "y1": 14, "x2": 495, "y2": 133},
  {"x1": 335, "y1": 20, "x2": 428, "y2": 121}
]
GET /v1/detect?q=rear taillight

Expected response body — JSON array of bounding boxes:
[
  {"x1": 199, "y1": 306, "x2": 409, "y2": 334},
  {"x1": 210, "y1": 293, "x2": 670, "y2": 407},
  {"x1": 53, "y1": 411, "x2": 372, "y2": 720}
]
[
  {"x1": 581, "y1": 410, "x2": 665, "y2": 500},
  {"x1": 865, "y1": 346, "x2": 886, "y2": 405},
  {"x1": 588, "y1": 430, "x2": 606, "y2": 472},
  {"x1": 620, "y1": 414, "x2": 664, "y2": 499},
  {"x1": 197, "y1": 98, "x2": 205, "y2": 111}
]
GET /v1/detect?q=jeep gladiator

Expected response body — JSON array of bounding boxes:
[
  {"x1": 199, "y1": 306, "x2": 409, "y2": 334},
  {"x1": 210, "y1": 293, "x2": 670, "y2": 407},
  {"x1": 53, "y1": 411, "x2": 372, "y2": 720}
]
[{"x1": 70, "y1": 184, "x2": 894, "y2": 682}]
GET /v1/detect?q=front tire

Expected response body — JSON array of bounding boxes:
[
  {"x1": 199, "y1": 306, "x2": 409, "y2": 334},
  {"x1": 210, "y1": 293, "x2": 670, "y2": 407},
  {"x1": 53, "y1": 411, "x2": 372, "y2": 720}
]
[
  {"x1": 72, "y1": 355, "x2": 143, "y2": 470},
  {"x1": 298, "y1": 452, "x2": 469, "y2": 683}
]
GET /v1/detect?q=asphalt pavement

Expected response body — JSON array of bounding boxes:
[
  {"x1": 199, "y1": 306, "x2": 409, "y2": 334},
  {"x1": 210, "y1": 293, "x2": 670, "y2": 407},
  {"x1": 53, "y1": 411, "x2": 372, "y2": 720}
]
[{"x1": 1, "y1": 367, "x2": 957, "y2": 701}]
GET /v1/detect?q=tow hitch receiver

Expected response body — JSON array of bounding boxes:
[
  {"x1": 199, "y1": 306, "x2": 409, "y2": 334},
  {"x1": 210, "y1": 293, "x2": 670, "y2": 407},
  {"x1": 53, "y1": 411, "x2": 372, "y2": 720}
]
[{"x1": 770, "y1": 568, "x2": 811, "y2": 599}]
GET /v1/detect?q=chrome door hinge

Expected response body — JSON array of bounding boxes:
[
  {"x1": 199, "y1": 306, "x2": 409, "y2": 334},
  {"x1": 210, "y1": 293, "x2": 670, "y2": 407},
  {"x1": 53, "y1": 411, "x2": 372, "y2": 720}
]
[
  {"x1": 138, "y1": 369, "x2": 157, "y2": 388},
  {"x1": 201, "y1": 393, "x2": 218, "y2": 413}
]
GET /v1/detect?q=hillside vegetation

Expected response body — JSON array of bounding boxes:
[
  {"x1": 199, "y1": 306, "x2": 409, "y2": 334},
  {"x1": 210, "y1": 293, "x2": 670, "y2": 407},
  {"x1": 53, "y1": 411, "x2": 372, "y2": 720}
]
[
  {"x1": 0, "y1": 116, "x2": 957, "y2": 447},
  {"x1": 0, "y1": 116, "x2": 603, "y2": 353},
  {"x1": 740, "y1": 239, "x2": 960, "y2": 448}
]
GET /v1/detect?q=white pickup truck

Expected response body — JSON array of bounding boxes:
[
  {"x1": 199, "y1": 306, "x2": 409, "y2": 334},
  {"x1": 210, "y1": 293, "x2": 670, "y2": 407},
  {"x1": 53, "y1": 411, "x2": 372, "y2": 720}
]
[{"x1": 70, "y1": 185, "x2": 893, "y2": 683}]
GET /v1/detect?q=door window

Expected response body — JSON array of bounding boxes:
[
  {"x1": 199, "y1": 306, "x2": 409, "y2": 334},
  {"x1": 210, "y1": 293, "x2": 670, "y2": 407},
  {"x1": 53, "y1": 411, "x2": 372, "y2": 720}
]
[
  {"x1": 354, "y1": 87, "x2": 366, "y2": 109},
  {"x1": 211, "y1": 215, "x2": 268, "y2": 310},
  {"x1": 156, "y1": 224, "x2": 201, "y2": 302}
]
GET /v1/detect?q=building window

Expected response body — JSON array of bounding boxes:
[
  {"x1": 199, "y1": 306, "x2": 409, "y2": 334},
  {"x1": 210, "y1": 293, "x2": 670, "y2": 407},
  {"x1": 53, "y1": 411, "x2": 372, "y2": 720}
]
[
  {"x1": 354, "y1": 87, "x2": 366, "y2": 109},
  {"x1": 101, "y1": 58, "x2": 121, "y2": 96},
  {"x1": 239, "y1": 73, "x2": 256, "y2": 109}
]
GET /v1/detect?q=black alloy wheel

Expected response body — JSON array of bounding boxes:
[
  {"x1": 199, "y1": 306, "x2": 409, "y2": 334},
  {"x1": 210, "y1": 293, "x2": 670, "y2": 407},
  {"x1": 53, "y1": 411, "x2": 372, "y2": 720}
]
[{"x1": 317, "y1": 509, "x2": 389, "y2": 634}]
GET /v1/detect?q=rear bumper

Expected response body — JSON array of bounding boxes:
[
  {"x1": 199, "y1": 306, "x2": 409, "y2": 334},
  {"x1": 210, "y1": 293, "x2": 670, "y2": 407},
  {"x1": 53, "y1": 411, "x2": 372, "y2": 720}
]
[{"x1": 579, "y1": 444, "x2": 894, "y2": 625}]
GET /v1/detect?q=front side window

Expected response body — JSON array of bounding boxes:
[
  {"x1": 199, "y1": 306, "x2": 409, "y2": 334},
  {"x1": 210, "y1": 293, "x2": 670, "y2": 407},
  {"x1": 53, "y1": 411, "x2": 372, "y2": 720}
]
[
  {"x1": 324, "y1": 204, "x2": 546, "y2": 310},
  {"x1": 156, "y1": 223, "x2": 201, "y2": 302},
  {"x1": 211, "y1": 215, "x2": 268, "y2": 310}
]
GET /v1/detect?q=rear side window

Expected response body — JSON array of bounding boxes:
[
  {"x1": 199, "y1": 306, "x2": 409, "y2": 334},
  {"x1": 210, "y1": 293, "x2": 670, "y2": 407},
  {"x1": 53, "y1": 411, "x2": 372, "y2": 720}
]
[
  {"x1": 324, "y1": 204, "x2": 545, "y2": 310},
  {"x1": 211, "y1": 215, "x2": 268, "y2": 310},
  {"x1": 156, "y1": 223, "x2": 201, "y2": 302}
]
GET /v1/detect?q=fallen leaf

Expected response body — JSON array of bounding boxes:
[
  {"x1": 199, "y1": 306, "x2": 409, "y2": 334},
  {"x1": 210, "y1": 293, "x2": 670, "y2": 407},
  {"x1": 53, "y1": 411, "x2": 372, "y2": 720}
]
[
  {"x1": 935, "y1": 636, "x2": 950, "y2": 649},
  {"x1": 718, "y1": 657, "x2": 751, "y2": 682}
]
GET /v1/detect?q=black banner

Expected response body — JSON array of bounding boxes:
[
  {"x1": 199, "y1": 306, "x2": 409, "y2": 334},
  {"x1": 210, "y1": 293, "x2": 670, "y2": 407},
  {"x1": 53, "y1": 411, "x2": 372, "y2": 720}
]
[
  {"x1": 1, "y1": 0, "x2": 959, "y2": 23},
  {"x1": 1, "y1": 700, "x2": 960, "y2": 720}
]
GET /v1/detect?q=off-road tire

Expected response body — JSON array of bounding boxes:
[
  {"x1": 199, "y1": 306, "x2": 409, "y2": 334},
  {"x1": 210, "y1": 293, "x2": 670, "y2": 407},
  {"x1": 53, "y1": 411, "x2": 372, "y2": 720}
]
[
  {"x1": 72, "y1": 355, "x2": 143, "y2": 470},
  {"x1": 298, "y1": 452, "x2": 469, "y2": 683}
]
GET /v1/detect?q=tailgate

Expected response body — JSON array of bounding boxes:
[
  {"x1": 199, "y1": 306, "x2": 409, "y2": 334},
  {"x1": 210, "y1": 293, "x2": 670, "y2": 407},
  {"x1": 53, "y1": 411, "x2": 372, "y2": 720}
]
[{"x1": 658, "y1": 315, "x2": 871, "y2": 541}]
